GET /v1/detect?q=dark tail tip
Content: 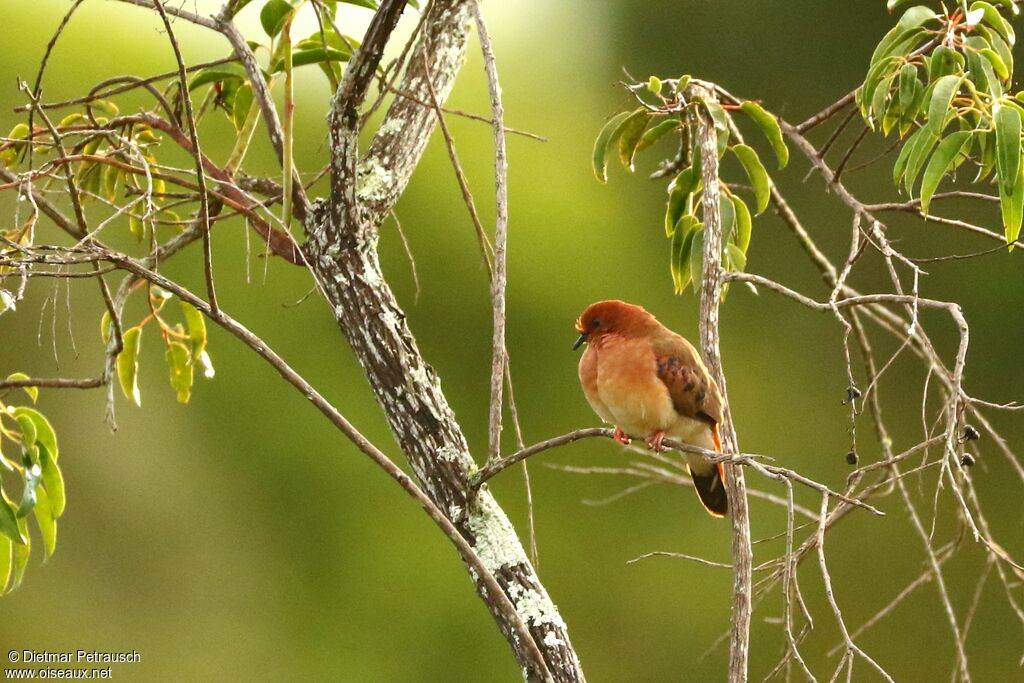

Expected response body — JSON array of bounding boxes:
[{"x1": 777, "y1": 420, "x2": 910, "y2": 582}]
[{"x1": 689, "y1": 463, "x2": 728, "y2": 518}]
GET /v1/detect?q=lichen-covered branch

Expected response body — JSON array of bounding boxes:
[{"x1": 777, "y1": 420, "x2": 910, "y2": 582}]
[
  {"x1": 690, "y1": 83, "x2": 753, "y2": 683},
  {"x1": 308, "y1": 1, "x2": 585, "y2": 679}
]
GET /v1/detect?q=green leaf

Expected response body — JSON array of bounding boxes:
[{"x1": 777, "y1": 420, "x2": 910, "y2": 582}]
[
  {"x1": 297, "y1": 28, "x2": 360, "y2": 54},
  {"x1": 101, "y1": 160, "x2": 120, "y2": 202},
  {"x1": 33, "y1": 486, "x2": 56, "y2": 560},
  {"x1": 989, "y1": 0, "x2": 1020, "y2": 15},
  {"x1": 970, "y1": 2, "x2": 1015, "y2": 46},
  {"x1": 874, "y1": 73, "x2": 899, "y2": 134},
  {"x1": 733, "y1": 144, "x2": 771, "y2": 213},
  {"x1": 180, "y1": 300, "x2": 208, "y2": 360},
  {"x1": 129, "y1": 213, "x2": 146, "y2": 242},
  {"x1": 928, "y1": 45, "x2": 963, "y2": 81},
  {"x1": 32, "y1": 485, "x2": 56, "y2": 561},
  {"x1": 726, "y1": 242, "x2": 747, "y2": 273},
  {"x1": 227, "y1": 0, "x2": 257, "y2": 15},
  {"x1": 980, "y1": 48, "x2": 1009, "y2": 80},
  {"x1": 928, "y1": 75, "x2": 962, "y2": 134},
  {"x1": 617, "y1": 110, "x2": 652, "y2": 171},
  {"x1": 58, "y1": 113, "x2": 84, "y2": 128},
  {"x1": 38, "y1": 443, "x2": 65, "y2": 519},
  {"x1": 664, "y1": 166, "x2": 699, "y2": 237},
  {"x1": 732, "y1": 194, "x2": 752, "y2": 253},
  {"x1": 700, "y1": 98, "x2": 730, "y2": 157},
  {"x1": 100, "y1": 310, "x2": 112, "y2": 344},
  {"x1": 14, "y1": 415, "x2": 36, "y2": 449},
  {"x1": 975, "y1": 129, "x2": 998, "y2": 181},
  {"x1": 899, "y1": 75, "x2": 925, "y2": 136},
  {"x1": 719, "y1": 192, "x2": 736, "y2": 246},
  {"x1": 0, "y1": 535, "x2": 10, "y2": 593},
  {"x1": 231, "y1": 83, "x2": 254, "y2": 131},
  {"x1": 897, "y1": 6, "x2": 939, "y2": 30},
  {"x1": 905, "y1": 129, "x2": 939, "y2": 195},
  {"x1": 920, "y1": 130, "x2": 972, "y2": 214},
  {"x1": 592, "y1": 110, "x2": 633, "y2": 182},
  {"x1": 1, "y1": 123, "x2": 29, "y2": 165},
  {"x1": 5, "y1": 373, "x2": 37, "y2": 403},
  {"x1": 894, "y1": 125, "x2": 931, "y2": 186},
  {"x1": 995, "y1": 103, "x2": 1022, "y2": 194},
  {"x1": 860, "y1": 56, "x2": 903, "y2": 124},
  {"x1": 898, "y1": 63, "x2": 919, "y2": 113},
  {"x1": 0, "y1": 496, "x2": 25, "y2": 545},
  {"x1": 16, "y1": 463, "x2": 42, "y2": 518},
  {"x1": 739, "y1": 101, "x2": 788, "y2": 169},
  {"x1": 670, "y1": 217, "x2": 699, "y2": 294},
  {"x1": 11, "y1": 407, "x2": 58, "y2": 461},
  {"x1": 117, "y1": 326, "x2": 143, "y2": 407},
  {"x1": 965, "y1": 36, "x2": 999, "y2": 99},
  {"x1": 92, "y1": 100, "x2": 119, "y2": 117},
  {"x1": 861, "y1": 23, "x2": 929, "y2": 115},
  {"x1": 165, "y1": 341, "x2": 194, "y2": 404},
  {"x1": 689, "y1": 229, "x2": 705, "y2": 294},
  {"x1": 188, "y1": 63, "x2": 249, "y2": 91},
  {"x1": 1000, "y1": 155, "x2": 1024, "y2": 243},
  {"x1": 9, "y1": 516, "x2": 29, "y2": 591},
  {"x1": 637, "y1": 119, "x2": 680, "y2": 153},
  {"x1": 260, "y1": 0, "x2": 295, "y2": 37},
  {"x1": 272, "y1": 46, "x2": 352, "y2": 72},
  {"x1": 981, "y1": 27, "x2": 1014, "y2": 83}
]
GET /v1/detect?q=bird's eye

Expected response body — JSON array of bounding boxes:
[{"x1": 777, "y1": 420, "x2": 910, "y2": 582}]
[{"x1": 591, "y1": 318, "x2": 601, "y2": 328}]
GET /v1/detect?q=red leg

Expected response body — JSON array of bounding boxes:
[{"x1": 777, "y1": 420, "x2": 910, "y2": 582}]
[
  {"x1": 613, "y1": 426, "x2": 631, "y2": 445},
  {"x1": 646, "y1": 431, "x2": 667, "y2": 452}
]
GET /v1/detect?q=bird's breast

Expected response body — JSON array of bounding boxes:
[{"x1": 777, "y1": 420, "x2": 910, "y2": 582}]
[{"x1": 594, "y1": 335, "x2": 676, "y2": 437}]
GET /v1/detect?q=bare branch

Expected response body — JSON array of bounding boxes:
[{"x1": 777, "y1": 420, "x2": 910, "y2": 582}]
[
  {"x1": 150, "y1": 0, "x2": 218, "y2": 312},
  {"x1": 471, "y1": 0, "x2": 510, "y2": 463},
  {"x1": 691, "y1": 83, "x2": 752, "y2": 683}
]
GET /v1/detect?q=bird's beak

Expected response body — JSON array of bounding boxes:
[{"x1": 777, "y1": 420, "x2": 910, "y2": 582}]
[{"x1": 572, "y1": 331, "x2": 588, "y2": 351}]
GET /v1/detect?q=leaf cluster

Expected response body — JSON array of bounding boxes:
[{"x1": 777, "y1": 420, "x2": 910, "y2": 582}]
[
  {"x1": 860, "y1": 2, "x2": 1024, "y2": 241},
  {"x1": 0, "y1": 389, "x2": 65, "y2": 595},
  {"x1": 592, "y1": 77, "x2": 788, "y2": 295}
]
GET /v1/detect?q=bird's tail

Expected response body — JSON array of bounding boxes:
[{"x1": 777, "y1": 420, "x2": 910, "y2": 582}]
[{"x1": 686, "y1": 424, "x2": 728, "y2": 518}]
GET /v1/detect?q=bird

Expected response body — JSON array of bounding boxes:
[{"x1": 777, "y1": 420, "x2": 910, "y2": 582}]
[{"x1": 573, "y1": 300, "x2": 728, "y2": 517}]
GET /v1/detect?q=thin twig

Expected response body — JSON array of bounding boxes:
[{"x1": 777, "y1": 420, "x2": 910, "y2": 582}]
[
  {"x1": 151, "y1": 0, "x2": 218, "y2": 312},
  {"x1": 472, "y1": 0, "x2": 509, "y2": 464}
]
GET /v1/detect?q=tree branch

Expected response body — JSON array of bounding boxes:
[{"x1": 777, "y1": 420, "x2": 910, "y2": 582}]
[
  {"x1": 691, "y1": 83, "x2": 752, "y2": 683},
  {"x1": 307, "y1": 1, "x2": 585, "y2": 679},
  {"x1": 471, "y1": 0, "x2": 509, "y2": 463}
]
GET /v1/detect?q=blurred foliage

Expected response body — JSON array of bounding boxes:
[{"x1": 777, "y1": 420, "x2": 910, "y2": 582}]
[
  {"x1": 859, "y1": 2, "x2": 1024, "y2": 238},
  {"x1": 0, "y1": 1, "x2": 1020, "y2": 681}
]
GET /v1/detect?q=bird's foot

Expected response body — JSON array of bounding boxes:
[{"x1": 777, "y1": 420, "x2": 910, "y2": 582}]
[
  {"x1": 646, "y1": 431, "x2": 667, "y2": 452},
  {"x1": 613, "y1": 426, "x2": 631, "y2": 445}
]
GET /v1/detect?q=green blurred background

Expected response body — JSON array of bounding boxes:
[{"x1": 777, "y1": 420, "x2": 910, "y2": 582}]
[{"x1": 1, "y1": 1, "x2": 1022, "y2": 680}]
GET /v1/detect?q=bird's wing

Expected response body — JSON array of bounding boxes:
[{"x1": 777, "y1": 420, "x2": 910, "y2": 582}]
[{"x1": 650, "y1": 332, "x2": 723, "y2": 426}]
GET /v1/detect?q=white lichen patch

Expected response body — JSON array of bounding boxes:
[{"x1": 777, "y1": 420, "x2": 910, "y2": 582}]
[
  {"x1": 448, "y1": 504, "x2": 463, "y2": 522},
  {"x1": 467, "y1": 494, "x2": 529, "y2": 574},
  {"x1": 378, "y1": 117, "x2": 405, "y2": 136},
  {"x1": 437, "y1": 445, "x2": 459, "y2": 462},
  {"x1": 407, "y1": 363, "x2": 431, "y2": 389},
  {"x1": 379, "y1": 309, "x2": 401, "y2": 331},
  {"x1": 358, "y1": 256, "x2": 385, "y2": 288},
  {"x1": 356, "y1": 159, "x2": 394, "y2": 202},
  {"x1": 542, "y1": 631, "x2": 565, "y2": 648},
  {"x1": 435, "y1": 445, "x2": 474, "y2": 470},
  {"x1": 510, "y1": 586, "x2": 567, "y2": 630}
]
